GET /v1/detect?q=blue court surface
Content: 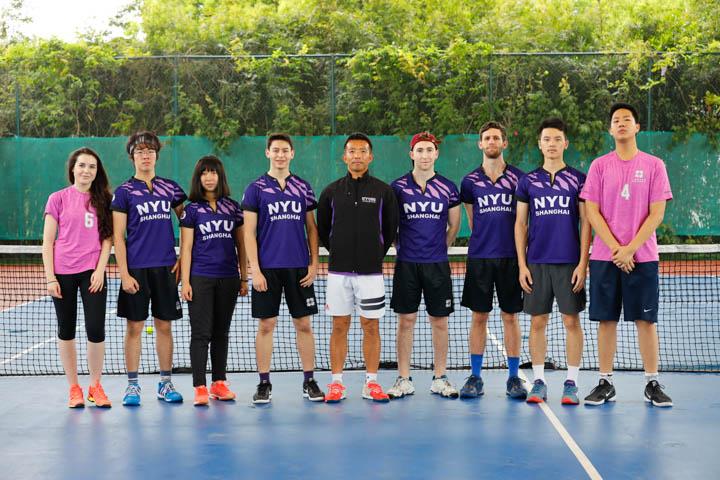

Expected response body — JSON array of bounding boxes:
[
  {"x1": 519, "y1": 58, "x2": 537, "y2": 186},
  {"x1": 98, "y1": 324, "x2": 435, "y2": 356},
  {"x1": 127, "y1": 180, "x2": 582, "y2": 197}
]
[{"x1": 1, "y1": 370, "x2": 718, "y2": 479}]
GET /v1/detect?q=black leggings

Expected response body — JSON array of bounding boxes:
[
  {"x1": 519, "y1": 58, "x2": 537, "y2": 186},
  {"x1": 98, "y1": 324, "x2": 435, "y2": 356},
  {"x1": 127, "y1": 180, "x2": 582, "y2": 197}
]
[
  {"x1": 52, "y1": 270, "x2": 106, "y2": 343},
  {"x1": 188, "y1": 275, "x2": 240, "y2": 386}
]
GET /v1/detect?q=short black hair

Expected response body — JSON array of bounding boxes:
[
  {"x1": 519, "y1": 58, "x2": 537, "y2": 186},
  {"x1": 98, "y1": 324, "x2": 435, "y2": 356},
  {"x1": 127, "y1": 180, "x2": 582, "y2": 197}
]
[
  {"x1": 126, "y1": 131, "x2": 161, "y2": 157},
  {"x1": 537, "y1": 117, "x2": 567, "y2": 138},
  {"x1": 609, "y1": 102, "x2": 640, "y2": 125},
  {"x1": 188, "y1": 155, "x2": 231, "y2": 202},
  {"x1": 344, "y1": 132, "x2": 373, "y2": 152},
  {"x1": 479, "y1": 121, "x2": 507, "y2": 141},
  {"x1": 266, "y1": 133, "x2": 294, "y2": 150}
]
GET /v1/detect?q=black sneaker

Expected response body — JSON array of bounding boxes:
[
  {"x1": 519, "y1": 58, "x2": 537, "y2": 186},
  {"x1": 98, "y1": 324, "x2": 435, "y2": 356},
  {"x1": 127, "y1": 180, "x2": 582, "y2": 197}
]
[
  {"x1": 644, "y1": 380, "x2": 673, "y2": 407},
  {"x1": 253, "y1": 380, "x2": 272, "y2": 404},
  {"x1": 303, "y1": 378, "x2": 325, "y2": 402},
  {"x1": 584, "y1": 379, "x2": 616, "y2": 405}
]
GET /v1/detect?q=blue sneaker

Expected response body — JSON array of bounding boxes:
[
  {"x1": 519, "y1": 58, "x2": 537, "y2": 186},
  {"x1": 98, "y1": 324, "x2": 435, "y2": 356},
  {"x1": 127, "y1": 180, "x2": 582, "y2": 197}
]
[
  {"x1": 527, "y1": 379, "x2": 547, "y2": 403},
  {"x1": 561, "y1": 380, "x2": 580, "y2": 405},
  {"x1": 459, "y1": 375, "x2": 484, "y2": 398},
  {"x1": 122, "y1": 383, "x2": 141, "y2": 406},
  {"x1": 506, "y1": 376, "x2": 528, "y2": 399},
  {"x1": 157, "y1": 380, "x2": 183, "y2": 403}
]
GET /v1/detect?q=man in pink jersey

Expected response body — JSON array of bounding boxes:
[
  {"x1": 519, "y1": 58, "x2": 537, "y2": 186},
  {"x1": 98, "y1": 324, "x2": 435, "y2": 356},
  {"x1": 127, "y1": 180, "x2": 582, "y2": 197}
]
[{"x1": 580, "y1": 103, "x2": 673, "y2": 407}]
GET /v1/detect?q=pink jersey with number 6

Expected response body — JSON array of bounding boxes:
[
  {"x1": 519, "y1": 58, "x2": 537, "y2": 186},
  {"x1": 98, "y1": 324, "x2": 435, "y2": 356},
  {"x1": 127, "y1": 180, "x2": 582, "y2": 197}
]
[
  {"x1": 44, "y1": 186, "x2": 102, "y2": 274},
  {"x1": 580, "y1": 150, "x2": 672, "y2": 263}
]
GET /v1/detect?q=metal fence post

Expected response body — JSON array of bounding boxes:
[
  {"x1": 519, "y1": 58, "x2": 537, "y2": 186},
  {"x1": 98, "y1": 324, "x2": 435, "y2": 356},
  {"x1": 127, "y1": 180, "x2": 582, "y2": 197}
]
[
  {"x1": 488, "y1": 61, "x2": 494, "y2": 118},
  {"x1": 173, "y1": 56, "x2": 180, "y2": 127},
  {"x1": 329, "y1": 55, "x2": 336, "y2": 135},
  {"x1": 15, "y1": 81, "x2": 20, "y2": 137},
  {"x1": 647, "y1": 58, "x2": 653, "y2": 131}
]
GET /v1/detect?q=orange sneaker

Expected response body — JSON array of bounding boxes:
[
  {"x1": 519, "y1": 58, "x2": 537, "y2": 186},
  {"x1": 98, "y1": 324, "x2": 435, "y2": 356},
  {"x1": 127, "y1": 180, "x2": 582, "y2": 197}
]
[
  {"x1": 194, "y1": 385, "x2": 210, "y2": 406},
  {"x1": 88, "y1": 383, "x2": 112, "y2": 408},
  {"x1": 362, "y1": 381, "x2": 390, "y2": 402},
  {"x1": 68, "y1": 384, "x2": 85, "y2": 408},
  {"x1": 209, "y1": 380, "x2": 236, "y2": 401},
  {"x1": 325, "y1": 382, "x2": 347, "y2": 403}
]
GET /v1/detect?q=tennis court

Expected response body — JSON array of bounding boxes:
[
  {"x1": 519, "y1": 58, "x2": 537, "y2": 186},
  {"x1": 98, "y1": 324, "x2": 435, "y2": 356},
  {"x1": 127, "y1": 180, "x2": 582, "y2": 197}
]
[{"x1": 1, "y1": 245, "x2": 719, "y2": 478}]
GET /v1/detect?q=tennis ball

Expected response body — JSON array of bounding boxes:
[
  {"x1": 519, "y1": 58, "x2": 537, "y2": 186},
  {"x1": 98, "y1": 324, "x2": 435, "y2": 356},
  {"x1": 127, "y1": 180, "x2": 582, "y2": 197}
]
[{"x1": 146, "y1": 326, "x2": 154, "y2": 334}]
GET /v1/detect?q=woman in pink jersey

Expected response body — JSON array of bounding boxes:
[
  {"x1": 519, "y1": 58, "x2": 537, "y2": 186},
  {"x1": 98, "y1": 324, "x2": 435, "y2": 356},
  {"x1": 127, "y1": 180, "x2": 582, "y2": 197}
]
[{"x1": 42, "y1": 147, "x2": 113, "y2": 408}]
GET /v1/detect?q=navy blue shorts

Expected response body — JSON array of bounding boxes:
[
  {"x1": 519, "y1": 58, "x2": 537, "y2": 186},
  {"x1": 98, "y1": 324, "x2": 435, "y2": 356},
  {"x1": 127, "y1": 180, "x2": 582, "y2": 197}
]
[{"x1": 588, "y1": 260, "x2": 659, "y2": 323}]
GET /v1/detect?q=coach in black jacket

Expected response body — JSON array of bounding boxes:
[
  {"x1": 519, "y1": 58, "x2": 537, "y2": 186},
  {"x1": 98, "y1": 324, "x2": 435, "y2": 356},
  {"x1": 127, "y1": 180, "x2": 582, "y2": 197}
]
[{"x1": 316, "y1": 132, "x2": 399, "y2": 403}]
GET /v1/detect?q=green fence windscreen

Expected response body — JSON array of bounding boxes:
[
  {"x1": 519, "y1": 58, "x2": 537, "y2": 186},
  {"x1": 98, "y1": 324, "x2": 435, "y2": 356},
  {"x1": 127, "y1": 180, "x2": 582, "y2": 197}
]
[{"x1": 1, "y1": 133, "x2": 717, "y2": 240}]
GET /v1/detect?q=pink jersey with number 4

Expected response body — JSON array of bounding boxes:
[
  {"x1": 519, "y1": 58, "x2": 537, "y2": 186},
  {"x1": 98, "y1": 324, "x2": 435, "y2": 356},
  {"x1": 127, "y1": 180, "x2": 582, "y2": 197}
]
[
  {"x1": 44, "y1": 186, "x2": 102, "y2": 274},
  {"x1": 580, "y1": 150, "x2": 672, "y2": 263}
]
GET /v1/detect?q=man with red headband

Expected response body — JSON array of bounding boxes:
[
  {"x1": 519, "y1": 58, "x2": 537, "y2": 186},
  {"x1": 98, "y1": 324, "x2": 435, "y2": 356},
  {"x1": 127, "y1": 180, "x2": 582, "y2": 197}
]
[{"x1": 387, "y1": 132, "x2": 462, "y2": 399}]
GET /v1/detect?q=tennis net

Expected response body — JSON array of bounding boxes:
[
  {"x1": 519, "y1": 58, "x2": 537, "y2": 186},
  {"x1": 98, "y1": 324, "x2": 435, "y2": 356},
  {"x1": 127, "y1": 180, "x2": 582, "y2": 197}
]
[{"x1": 1, "y1": 244, "x2": 718, "y2": 375}]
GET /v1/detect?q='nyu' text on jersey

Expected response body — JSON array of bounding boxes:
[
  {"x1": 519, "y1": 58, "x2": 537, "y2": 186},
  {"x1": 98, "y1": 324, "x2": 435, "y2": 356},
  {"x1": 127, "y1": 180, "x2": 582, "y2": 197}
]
[
  {"x1": 111, "y1": 176, "x2": 186, "y2": 269},
  {"x1": 180, "y1": 197, "x2": 243, "y2": 277},
  {"x1": 461, "y1": 164, "x2": 524, "y2": 258},
  {"x1": 392, "y1": 172, "x2": 460, "y2": 263},
  {"x1": 515, "y1": 167, "x2": 586, "y2": 264},
  {"x1": 241, "y1": 174, "x2": 317, "y2": 269}
]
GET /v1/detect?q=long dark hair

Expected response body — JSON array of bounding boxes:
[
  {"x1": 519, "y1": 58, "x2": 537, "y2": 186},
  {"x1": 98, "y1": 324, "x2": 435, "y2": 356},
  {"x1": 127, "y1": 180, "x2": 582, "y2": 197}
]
[
  {"x1": 188, "y1": 155, "x2": 231, "y2": 202},
  {"x1": 67, "y1": 147, "x2": 113, "y2": 240}
]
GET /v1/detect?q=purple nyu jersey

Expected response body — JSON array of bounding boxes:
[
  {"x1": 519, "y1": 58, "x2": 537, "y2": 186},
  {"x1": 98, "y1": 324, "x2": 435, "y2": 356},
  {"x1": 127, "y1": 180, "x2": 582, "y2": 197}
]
[
  {"x1": 516, "y1": 167, "x2": 586, "y2": 264},
  {"x1": 111, "y1": 176, "x2": 186, "y2": 269},
  {"x1": 460, "y1": 165, "x2": 523, "y2": 259},
  {"x1": 241, "y1": 174, "x2": 317, "y2": 269},
  {"x1": 392, "y1": 172, "x2": 460, "y2": 263},
  {"x1": 180, "y1": 197, "x2": 243, "y2": 277}
]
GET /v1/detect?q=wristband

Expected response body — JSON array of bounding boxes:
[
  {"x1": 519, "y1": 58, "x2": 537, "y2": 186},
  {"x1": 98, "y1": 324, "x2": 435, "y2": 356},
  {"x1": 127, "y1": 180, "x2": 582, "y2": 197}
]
[{"x1": 47, "y1": 280, "x2": 59, "y2": 284}]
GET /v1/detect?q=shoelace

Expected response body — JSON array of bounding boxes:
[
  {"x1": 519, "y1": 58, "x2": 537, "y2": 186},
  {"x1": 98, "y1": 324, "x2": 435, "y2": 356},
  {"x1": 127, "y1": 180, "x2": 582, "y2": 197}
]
[
  {"x1": 367, "y1": 382, "x2": 384, "y2": 395},
  {"x1": 92, "y1": 384, "x2": 108, "y2": 398},
  {"x1": 327, "y1": 383, "x2": 345, "y2": 395},
  {"x1": 70, "y1": 386, "x2": 83, "y2": 399},
  {"x1": 160, "y1": 382, "x2": 176, "y2": 395},
  {"x1": 126, "y1": 384, "x2": 141, "y2": 395}
]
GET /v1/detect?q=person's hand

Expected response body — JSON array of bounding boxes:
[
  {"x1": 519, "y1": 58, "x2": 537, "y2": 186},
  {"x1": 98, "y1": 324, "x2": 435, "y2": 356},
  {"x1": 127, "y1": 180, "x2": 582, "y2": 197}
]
[
  {"x1": 571, "y1": 264, "x2": 587, "y2": 293},
  {"x1": 519, "y1": 265, "x2": 533, "y2": 294},
  {"x1": 121, "y1": 274, "x2": 140, "y2": 294},
  {"x1": 89, "y1": 269, "x2": 105, "y2": 293},
  {"x1": 239, "y1": 280, "x2": 249, "y2": 297},
  {"x1": 299, "y1": 264, "x2": 317, "y2": 288},
  {"x1": 171, "y1": 259, "x2": 181, "y2": 284},
  {"x1": 181, "y1": 282, "x2": 192, "y2": 302},
  {"x1": 252, "y1": 271, "x2": 267, "y2": 292},
  {"x1": 612, "y1": 245, "x2": 636, "y2": 273},
  {"x1": 47, "y1": 280, "x2": 62, "y2": 298}
]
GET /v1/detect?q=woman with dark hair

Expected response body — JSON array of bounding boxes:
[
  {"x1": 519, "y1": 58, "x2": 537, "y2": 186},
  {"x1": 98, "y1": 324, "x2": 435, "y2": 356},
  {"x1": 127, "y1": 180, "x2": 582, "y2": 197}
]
[
  {"x1": 180, "y1": 155, "x2": 248, "y2": 406},
  {"x1": 42, "y1": 147, "x2": 113, "y2": 408}
]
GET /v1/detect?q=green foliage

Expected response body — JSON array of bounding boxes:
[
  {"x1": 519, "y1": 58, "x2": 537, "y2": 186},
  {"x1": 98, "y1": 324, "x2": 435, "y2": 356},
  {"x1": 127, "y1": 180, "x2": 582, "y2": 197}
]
[{"x1": 0, "y1": 0, "x2": 718, "y2": 153}]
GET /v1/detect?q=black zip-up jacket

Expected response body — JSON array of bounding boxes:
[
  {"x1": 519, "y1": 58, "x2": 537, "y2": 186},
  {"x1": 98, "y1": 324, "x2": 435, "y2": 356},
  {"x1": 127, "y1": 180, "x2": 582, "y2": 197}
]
[{"x1": 317, "y1": 172, "x2": 399, "y2": 274}]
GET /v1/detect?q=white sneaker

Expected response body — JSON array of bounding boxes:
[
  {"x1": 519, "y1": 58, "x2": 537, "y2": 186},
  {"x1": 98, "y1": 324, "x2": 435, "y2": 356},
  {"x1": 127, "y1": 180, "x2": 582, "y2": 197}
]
[
  {"x1": 430, "y1": 375, "x2": 459, "y2": 398},
  {"x1": 387, "y1": 376, "x2": 415, "y2": 399}
]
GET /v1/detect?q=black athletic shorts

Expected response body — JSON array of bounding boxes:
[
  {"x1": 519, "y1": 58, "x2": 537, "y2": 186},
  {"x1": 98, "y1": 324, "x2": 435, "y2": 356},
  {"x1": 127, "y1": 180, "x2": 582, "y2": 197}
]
[
  {"x1": 461, "y1": 257, "x2": 523, "y2": 313},
  {"x1": 53, "y1": 270, "x2": 106, "y2": 342},
  {"x1": 589, "y1": 260, "x2": 659, "y2": 323},
  {"x1": 390, "y1": 260, "x2": 454, "y2": 316},
  {"x1": 117, "y1": 266, "x2": 182, "y2": 321},
  {"x1": 251, "y1": 267, "x2": 318, "y2": 319},
  {"x1": 523, "y1": 263, "x2": 586, "y2": 315}
]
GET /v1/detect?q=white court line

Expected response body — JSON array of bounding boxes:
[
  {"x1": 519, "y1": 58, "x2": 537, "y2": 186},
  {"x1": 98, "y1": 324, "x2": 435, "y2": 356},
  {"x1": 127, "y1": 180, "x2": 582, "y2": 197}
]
[
  {"x1": 486, "y1": 328, "x2": 603, "y2": 480},
  {"x1": 0, "y1": 337, "x2": 56, "y2": 365}
]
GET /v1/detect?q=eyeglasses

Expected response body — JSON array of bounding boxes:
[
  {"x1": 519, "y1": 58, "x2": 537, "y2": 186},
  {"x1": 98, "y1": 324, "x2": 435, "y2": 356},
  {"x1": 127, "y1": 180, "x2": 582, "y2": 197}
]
[{"x1": 133, "y1": 149, "x2": 156, "y2": 157}]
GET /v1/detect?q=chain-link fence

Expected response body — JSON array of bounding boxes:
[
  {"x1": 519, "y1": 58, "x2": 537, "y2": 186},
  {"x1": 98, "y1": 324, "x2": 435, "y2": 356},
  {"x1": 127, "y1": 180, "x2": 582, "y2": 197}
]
[{"x1": 1, "y1": 52, "x2": 718, "y2": 146}]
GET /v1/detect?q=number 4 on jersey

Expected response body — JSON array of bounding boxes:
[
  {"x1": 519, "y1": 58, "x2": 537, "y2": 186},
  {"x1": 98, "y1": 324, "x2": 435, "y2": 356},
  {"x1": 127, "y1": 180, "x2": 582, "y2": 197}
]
[{"x1": 621, "y1": 183, "x2": 630, "y2": 200}]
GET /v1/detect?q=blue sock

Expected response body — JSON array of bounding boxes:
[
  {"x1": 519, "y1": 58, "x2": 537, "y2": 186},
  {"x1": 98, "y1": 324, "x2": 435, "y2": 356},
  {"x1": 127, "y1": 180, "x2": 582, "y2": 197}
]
[
  {"x1": 259, "y1": 372, "x2": 270, "y2": 383},
  {"x1": 508, "y1": 357, "x2": 520, "y2": 378},
  {"x1": 160, "y1": 370, "x2": 171, "y2": 383},
  {"x1": 471, "y1": 354, "x2": 484, "y2": 377},
  {"x1": 128, "y1": 371, "x2": 139, "y2": 385},
  {"x1": 303, "y1": 371, "x2": 314, "y2": 381}
]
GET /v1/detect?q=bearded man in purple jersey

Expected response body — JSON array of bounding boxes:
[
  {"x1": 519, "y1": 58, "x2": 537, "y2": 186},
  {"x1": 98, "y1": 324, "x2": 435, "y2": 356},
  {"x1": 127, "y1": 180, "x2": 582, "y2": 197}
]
[
  {"x1": 459, "y1": 121, "x2": 527, "y2": 399},
  {"x1": 112, "y1": 131, "x2": 187, "y2": 405},
  {"x1": 387, "y1": 132, "x2": 461, "y2": 399}
]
